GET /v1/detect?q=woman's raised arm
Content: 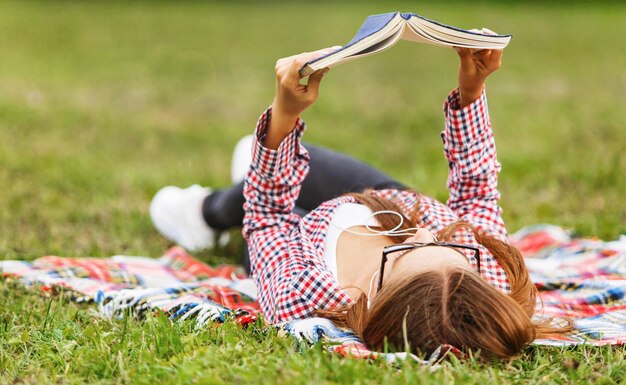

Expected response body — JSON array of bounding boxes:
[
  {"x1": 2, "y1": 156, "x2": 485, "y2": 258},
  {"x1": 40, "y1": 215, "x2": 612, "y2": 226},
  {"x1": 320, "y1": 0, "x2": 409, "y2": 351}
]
[
  {"x1": 442, "y1": 47, "x2": 508, "y2": 239},
  {"x1": 241, "y1": 51, "x2": 332, "y2": 320}
]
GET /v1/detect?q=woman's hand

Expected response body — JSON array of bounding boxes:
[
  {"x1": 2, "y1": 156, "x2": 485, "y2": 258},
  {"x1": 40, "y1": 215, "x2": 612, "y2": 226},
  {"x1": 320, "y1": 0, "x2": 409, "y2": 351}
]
[
  {"x1": 273, "y1": 49, "x2": 332, "y2": 118},
  {"x1": 455, "y1": 40, "x2": 503, "y2": 108},
  {"x1": 265, "y1": 49, "x2": 332, "y2": 149}
]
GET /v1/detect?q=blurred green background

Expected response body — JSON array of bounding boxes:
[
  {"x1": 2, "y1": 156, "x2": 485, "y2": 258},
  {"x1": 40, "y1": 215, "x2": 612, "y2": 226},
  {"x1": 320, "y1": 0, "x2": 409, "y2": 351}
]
[
  {"x1": 0, "y1": 1, "x2": 624, "y2": 262},
  {"x1": 1, "y1": 2, "x2": 626, "y2": 384}
]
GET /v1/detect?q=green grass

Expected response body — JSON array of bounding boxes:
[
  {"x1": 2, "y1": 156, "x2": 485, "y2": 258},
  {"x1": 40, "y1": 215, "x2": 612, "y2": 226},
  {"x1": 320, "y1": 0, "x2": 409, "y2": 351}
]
[{"x1": 0, "y1": 1, "x2": 625, "y2": 383}]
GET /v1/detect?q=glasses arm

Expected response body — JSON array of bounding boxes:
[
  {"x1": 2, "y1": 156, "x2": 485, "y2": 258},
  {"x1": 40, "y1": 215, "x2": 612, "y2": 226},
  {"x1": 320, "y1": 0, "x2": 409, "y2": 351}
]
[{"x1": 376, "y1": 254, "x2": 388, "y2": 293}]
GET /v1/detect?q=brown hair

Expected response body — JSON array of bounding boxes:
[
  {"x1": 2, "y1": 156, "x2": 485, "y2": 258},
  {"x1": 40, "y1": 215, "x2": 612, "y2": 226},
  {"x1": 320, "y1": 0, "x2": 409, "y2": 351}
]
[{"x1": 316, "y1": 191, "x2": 569, "y2": 360}]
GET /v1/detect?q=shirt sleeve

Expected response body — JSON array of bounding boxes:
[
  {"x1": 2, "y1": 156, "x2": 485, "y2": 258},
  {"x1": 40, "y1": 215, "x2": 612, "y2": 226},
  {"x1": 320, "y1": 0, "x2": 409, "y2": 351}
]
[
  {"x1": 441, "y1": 88, "x2": 507, "y2": 239},
  {"x1": 242, "y1": 107, "x2": 310, "y2": 319}
]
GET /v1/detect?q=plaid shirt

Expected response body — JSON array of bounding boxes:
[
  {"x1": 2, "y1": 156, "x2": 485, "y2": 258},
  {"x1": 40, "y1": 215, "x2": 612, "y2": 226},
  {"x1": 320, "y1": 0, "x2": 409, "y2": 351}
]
[{"x1": 243, "y1": 88, "x2": 510, "y2": 324}]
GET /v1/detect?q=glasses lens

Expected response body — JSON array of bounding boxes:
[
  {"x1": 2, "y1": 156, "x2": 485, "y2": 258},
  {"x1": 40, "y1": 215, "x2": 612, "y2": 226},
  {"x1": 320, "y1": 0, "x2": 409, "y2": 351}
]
[{"x1": 379, "y1": 243, "x2": 481, "y2": 292}]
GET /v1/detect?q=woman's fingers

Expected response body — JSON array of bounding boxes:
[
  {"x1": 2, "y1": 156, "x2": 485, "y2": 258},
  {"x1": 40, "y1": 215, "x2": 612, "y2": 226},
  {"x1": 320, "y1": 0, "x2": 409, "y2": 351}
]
[
  {"x1": 275, "y1": 46, "x2": 338, "y2": 68},
  {"x1": 462, "y1": 48, "x2": 502, "y2": 73},
  {"x1": 305, "y1": 68, "x2": 329, "y2": 98},
  {"x1": 454, "y1": 46, "x2": 471, "y2": 57},
  {"x1": 276, "y1": 47, "x2": 334, "y2": 69},
  {"x1": 272, "y1": 50, "x2": 329, "y2": 92},
  {"x1": 488, "y1": 49, "x2": 503, "y2": 70},
  {"x1": 286, "y1": 49, "x2": 334, "y2": 80}
]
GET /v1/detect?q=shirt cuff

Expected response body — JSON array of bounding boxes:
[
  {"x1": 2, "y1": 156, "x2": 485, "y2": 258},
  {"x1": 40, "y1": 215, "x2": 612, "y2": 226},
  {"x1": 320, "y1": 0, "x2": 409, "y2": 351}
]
[
  {"x1": 441, "y1": 87, "x2": 490, "y2": 149},
  {"x1": 250, "y1": 107, "x2": 309, "y2": 181}
]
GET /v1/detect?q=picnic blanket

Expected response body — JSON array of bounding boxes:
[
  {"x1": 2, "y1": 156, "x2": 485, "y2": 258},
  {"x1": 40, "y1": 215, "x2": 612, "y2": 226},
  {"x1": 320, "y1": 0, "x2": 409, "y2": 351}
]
[
  {"x1": 512, "y1": 225, "x2": 626, "y2": 346},
  {"x1": 0, "y1": 246, "x2": 442, "y2": 364},
  {"x1": 1, "y1": 224, "x2": 626, "y2": 361}
]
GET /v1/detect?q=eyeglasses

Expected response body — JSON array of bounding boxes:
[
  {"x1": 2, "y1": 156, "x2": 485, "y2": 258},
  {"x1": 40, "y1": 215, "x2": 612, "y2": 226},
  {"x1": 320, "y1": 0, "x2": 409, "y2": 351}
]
[{"x1": 377, "y1": 242, "x2": 481, "y2": 293}]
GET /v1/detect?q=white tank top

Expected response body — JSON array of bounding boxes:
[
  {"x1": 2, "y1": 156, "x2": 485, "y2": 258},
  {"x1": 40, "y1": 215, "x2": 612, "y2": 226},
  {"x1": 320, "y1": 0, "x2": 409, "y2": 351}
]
[{"x1": 322, "y1": 203, "x2": 380, "y2": 279}]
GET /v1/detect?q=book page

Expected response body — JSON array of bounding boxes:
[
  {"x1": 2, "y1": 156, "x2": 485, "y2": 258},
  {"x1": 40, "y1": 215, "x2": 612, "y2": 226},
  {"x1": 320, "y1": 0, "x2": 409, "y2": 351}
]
[
  {"x1": 406, "y1": 15, "x2": 511, "y2": 49},
  {"x1": 405, "y1": 23, "x2": 488, "y2": 47}
]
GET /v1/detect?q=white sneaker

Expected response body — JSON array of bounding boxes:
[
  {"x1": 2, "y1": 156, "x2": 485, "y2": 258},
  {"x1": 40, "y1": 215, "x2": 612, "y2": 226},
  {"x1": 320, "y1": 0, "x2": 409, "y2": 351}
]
[
  {"x1": 150, "y1": 185, "x2": 218, "y2": 251},
  {"x1": 231, "y1": 135, "x2": 254, "y2": 184}
]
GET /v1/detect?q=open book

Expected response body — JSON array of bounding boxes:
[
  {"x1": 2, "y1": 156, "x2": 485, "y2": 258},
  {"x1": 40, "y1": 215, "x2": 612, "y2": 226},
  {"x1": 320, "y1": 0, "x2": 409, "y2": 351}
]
[{"x1": 300, "y1": 12, "x2": 512, "y2": 77}]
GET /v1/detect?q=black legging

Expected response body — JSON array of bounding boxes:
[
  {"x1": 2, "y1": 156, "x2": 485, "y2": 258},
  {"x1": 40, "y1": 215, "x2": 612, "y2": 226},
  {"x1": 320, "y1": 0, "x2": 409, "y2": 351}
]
[
  {"x1": 202, "y1": 142, "x2": 406, "y2": 229},
  {"x1": 202, "y1": 142, "x2": 407, "y2": 272}
]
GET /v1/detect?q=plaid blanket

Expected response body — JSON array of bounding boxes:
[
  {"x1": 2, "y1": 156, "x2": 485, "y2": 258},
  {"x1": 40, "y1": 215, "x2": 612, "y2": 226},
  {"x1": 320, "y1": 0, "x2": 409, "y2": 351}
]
[
  {"x1": 1, "y1": 225, "x2": 625, "y2": 361},
  {"x1": 0, "y1": 248, "x2": 259, "y2": 325},
  {"x1": 511, "y1": 225, "x2": 626, "y2": 346},
  {"x1": 0, "y1": 246, "x2": 438, "y2": 364}
]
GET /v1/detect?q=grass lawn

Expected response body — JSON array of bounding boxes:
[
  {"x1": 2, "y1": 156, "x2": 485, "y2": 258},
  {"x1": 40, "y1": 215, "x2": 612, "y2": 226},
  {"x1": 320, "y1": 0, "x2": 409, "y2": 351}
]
[{"x1": 1, "y1": 1, "x2": 625, "y2": 383}]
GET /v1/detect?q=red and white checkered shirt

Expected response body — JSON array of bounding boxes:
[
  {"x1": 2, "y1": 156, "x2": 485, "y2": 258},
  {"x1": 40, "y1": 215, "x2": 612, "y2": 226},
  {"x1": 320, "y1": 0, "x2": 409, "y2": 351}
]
[{"x1": 243, "y1": 88, "x2": 510, "y2": 324}]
